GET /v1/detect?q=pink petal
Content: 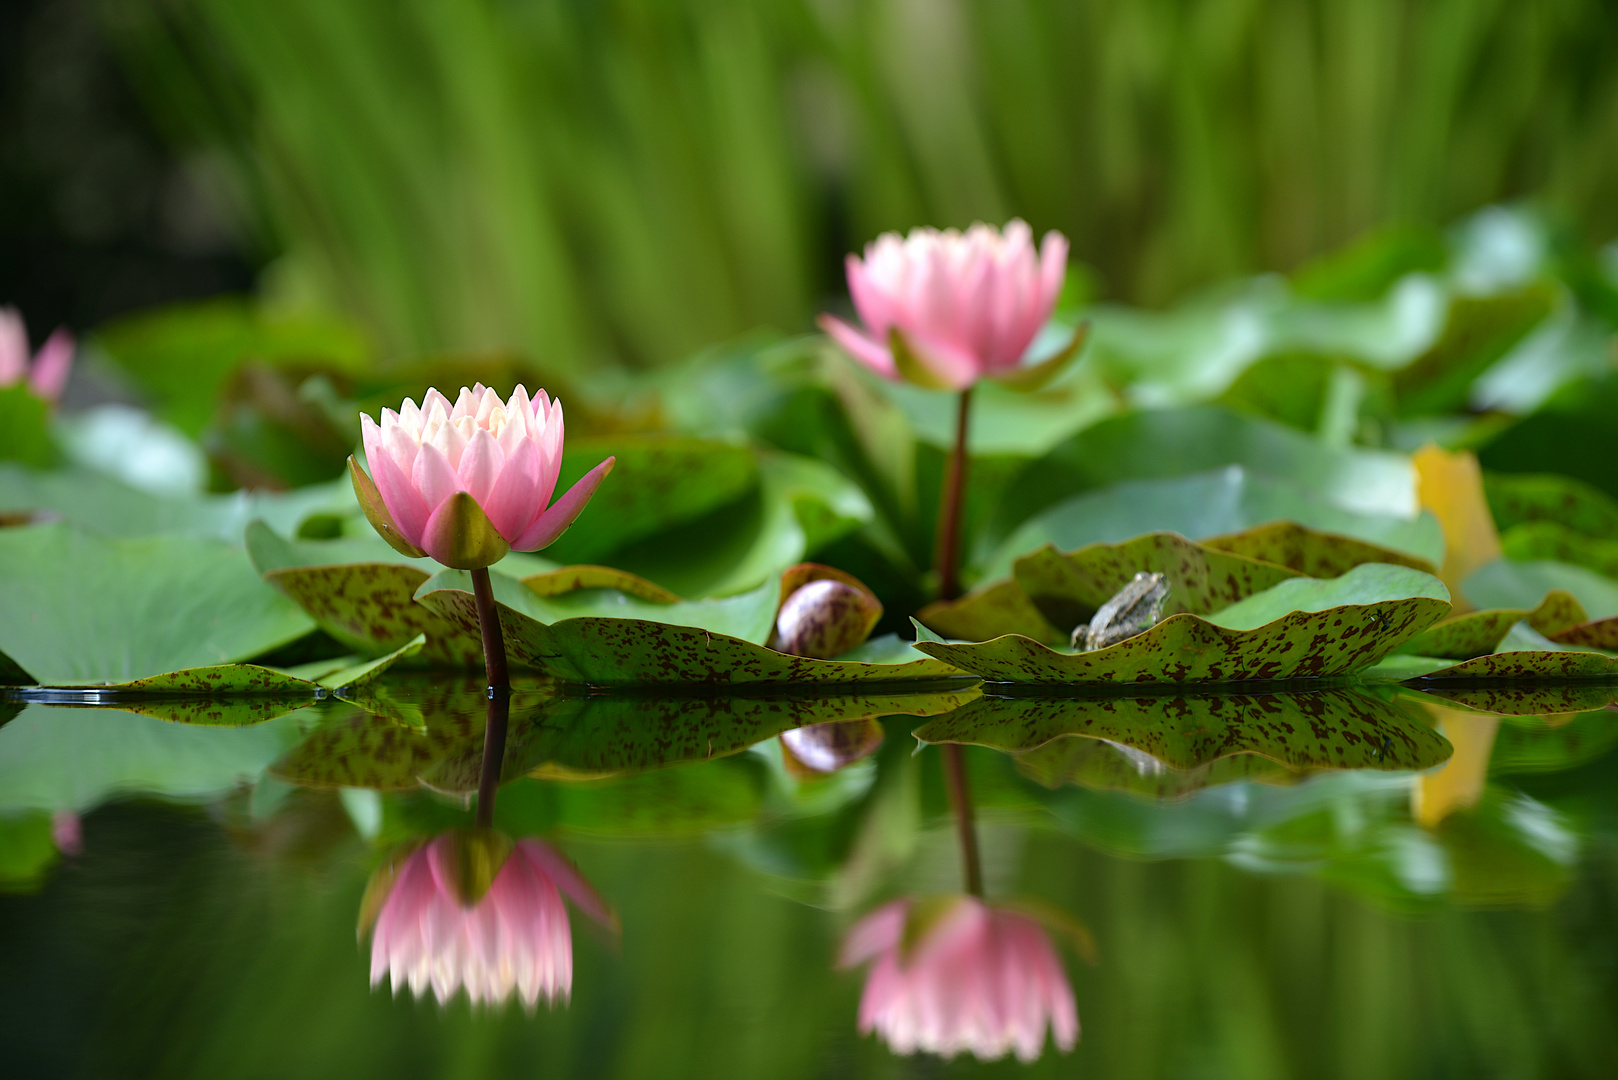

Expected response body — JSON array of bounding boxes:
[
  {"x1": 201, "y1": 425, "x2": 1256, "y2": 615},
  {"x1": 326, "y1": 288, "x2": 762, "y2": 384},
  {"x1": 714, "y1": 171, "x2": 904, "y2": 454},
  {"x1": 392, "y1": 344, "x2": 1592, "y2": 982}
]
[
  {"x1": 511, "y1": 456, "x2": 614, "y2": 551},
  {"x1": 846, "y1": 255, "x2": 895, "y2": 335},
  {"x1": 1037, "y1": 229, "x2": 1070, "y2": 316},
  {"x1": 839, "y1": 899, "x2": 909, "y2": 968},
  {"x1": 518, "y1": 839, "x2": 617, "y2": 929},
  {"x1": 411, "y1": 441, "x2": 462, "y2": 515},
  {"x1": 371, "y1": 447, "x2": 431, "y2": 547},
  {"x1": 482, "y1": 436, "x2": 543, "y2": 541},
  {"x1": 27, "y1": 328, "x2": 74, "y2": 401},
  {"x1": 456, "y1": 427, "x2": 506, "y2": 509},
  {"x1": 819, "y1": 314, "x2": 897, "y2": 379}
]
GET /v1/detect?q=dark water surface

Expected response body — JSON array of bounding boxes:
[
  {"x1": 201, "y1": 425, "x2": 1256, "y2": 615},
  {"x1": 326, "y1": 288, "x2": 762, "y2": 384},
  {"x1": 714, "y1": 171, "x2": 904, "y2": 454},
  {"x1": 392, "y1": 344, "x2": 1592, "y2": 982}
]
[{"x1": 2, "y1": 679, "x2": 1616, "y2": 1078}]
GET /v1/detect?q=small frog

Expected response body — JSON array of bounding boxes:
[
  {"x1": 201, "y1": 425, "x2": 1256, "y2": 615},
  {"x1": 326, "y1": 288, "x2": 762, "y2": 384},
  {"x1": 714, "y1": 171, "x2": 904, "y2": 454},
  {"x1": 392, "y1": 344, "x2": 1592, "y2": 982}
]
[{"x1": 1072, "y1": 571, "x2": 1170, "y2": 651}]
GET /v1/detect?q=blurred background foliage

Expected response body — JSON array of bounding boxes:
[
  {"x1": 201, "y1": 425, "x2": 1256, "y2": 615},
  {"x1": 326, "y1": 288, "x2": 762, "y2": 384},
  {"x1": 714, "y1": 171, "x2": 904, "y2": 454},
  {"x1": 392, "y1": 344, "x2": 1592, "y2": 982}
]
[{"x1": 5, "y1": 0, "x2": 1616, "y2": 373}]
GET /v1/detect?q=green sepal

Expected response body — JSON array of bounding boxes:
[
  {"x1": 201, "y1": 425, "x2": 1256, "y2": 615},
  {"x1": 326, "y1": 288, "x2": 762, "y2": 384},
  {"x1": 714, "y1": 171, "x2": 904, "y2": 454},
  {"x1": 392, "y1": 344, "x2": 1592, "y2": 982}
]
[
  {"x1": 444, "y1": 827, "x2": 515, "y2": 907},
  {"x1": 349, "y1": 456, "x2": 428, "y2": 559},
  {"x1": 991, "y1": 320, "x2": 1090, "y2": 393},
  {"x1": 888, "y1": 328, "x2": 958, "y2": 391},
  {"x1": 422, "y1": 491, "x2": 511, "y2": 570},
  {"x1": 898, "y1": 894, "x2": 968, "y2": 965}
]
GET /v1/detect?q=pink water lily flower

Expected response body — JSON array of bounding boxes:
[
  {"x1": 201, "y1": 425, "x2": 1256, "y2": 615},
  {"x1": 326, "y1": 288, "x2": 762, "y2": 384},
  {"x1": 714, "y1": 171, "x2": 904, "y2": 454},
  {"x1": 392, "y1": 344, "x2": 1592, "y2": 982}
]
[
  {"x1": 353, "y1": 384, "x2": 613, "y2": 569},
  {"x1": 0, "y1": 307, "x2": 74, "y2": 403},
  {"x1": 840, "y1": 896, "x2": 1079, "y2": 1063},
  {"x1": 818, "y1": 220, "x2": 1070, "y2": 390},
  {"x1": 369, "y1": 835, "x2": 615, "y2": 1010}
]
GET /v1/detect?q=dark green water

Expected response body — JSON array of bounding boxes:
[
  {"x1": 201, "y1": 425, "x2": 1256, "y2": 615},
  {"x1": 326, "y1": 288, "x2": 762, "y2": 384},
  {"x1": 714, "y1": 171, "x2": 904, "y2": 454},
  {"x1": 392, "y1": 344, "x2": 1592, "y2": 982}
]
[{"x1": 2, "y1": 683, "x2": 1616, "y2": 1079}]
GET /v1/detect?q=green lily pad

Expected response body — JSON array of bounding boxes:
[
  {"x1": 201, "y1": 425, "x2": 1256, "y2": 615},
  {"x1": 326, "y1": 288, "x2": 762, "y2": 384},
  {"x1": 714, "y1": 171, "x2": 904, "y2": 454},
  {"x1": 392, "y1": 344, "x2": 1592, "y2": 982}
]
[
  {"x1": 0, "y1": 523, "x2": 315, "y2": 686},
  {"x1": 1500, "y1": 521, "x2": 1618, "y2": 578},
  {"x1": 413, "y1": 571, "x2": 962, "y2": 685},
  {"x1": 1014, "y1": 533, "x2": 1301, "y2": 627},
  {"x1": 1201, "y1": 520, "x2": 1438, "y2": 576},
  {"x1": 270, "y1": 701, "x2": 486, "y2": 792},
  {"x1": 919, "y1": 580, "x2": 1068, "y2": 647},
  {"x1": 37, "y1": 664, "x2": 317, "y2": 695},
  {"x1": 0, "y1": 464, "x2": 354, "y2": 542},
  {"x1": 261, "y1": 561, "x2": 480, "y2": 665},
  {"x1": 913, "y1": 687, "x2": 1452, "y2": 771},
  {"x1": 1484, "y1": 471, "x2": 1618, "y2": 540},
  {"x1": 911, "y1": 564, "x2": 1451, "y2": 685},
  {"x1": 1400, "y1": 609, "x2": 1527, "y2": 660},
  {"x1": 990, "y1": 406, "x2": 1421, "y2": 549},
  {"x1": 312, "y1": 635, "x2": 427, "y2": 689},
  {"x1": 541, "y1": 436, "x2": 757, "y2": 565},
  {"x1": 985, "y1": 467, "x2": 1444, "y2": 580},
  {"x1": 1549, "y1": 618, "x2": 1618, "y2": 650},
  {"x1": 1409, "y1": 650, "x2": 1617, "y2": 681},
  {"x1": 1462, "y1": 558, "x2": 1618, "y2": 618}
]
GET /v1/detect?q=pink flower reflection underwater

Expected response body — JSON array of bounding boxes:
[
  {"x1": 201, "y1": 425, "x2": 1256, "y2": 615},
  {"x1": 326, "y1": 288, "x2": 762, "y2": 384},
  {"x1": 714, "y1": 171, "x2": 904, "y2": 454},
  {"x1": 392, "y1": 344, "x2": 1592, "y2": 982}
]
[
  {"x1": 367, "y1": 834, "x2": 615, "y2": 1010},
  {"x1": 840, "y1": 896, "x2": 1079, "y2": 1063}
]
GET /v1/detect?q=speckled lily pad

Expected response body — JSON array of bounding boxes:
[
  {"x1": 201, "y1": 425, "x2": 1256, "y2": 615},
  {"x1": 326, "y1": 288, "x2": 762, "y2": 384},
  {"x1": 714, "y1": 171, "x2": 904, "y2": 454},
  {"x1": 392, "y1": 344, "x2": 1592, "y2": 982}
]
[
  {"x1": 1012, "y1": 533, "x2": 1301, "y2": 632},
  {"x1": 1201, "y1": 520, "x2": 1438, "y2": 576},
  {"x1": 1416, "y1": 685, "x2": 1618, "y2": 716},
  {"x1": 912, "y1": 565, "x2": 1452, "y2": 686},
  {"x1": 413, "y1": 571, "x2": 963, "y2": 685},
  {"x1": 917, "y1": 579, "x2": 1067, "y2": 646}
]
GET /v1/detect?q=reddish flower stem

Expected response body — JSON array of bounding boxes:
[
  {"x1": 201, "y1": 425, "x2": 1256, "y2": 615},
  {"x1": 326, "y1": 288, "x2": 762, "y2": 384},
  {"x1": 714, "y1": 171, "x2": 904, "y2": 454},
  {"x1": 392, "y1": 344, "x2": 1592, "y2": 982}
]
[
  {"x1": 940, "y1": 743, "x2": 984, "y2": 897},
  {"x1": 933, "y1": 387, "x2": 973, "y2": 602},
  {"x1": 470, "y1": 567, "x2": 511, "y2": 691},
  {"x1": 474, "y1": 690, "x2": 510, "y2": 829},
  {"x1": 471, "y1": 566, "x2": 512, "y2": 828}
]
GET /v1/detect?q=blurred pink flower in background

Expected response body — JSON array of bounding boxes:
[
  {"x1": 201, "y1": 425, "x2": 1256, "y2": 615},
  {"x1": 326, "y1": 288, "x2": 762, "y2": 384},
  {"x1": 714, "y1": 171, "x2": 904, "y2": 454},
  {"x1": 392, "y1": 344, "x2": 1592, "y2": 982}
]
[
  {"x1": 353, "y1": 384, "x2": 614, "y2": 568},
  {"x1": 368, "y1": 834, "x2": 615, "y2": 1010},
  {"x1": 50, "y1": 810, "x2": 82, "y2": 856},
  {"x1": 0, "y1": 307, "x2": 74, "y2": 403},
  {"x1": 840, "y1": 895, "x2": 1078, "y2": 1063},
  {"x1": 818, "y1": 220, "x2": 1069, "y2": 390}
]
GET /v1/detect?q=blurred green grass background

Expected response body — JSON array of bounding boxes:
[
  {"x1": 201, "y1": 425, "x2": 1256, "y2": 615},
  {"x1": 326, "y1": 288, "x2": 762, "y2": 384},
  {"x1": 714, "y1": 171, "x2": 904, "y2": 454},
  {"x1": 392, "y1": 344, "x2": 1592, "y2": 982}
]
[{"x1": 9, "y1": 0, "x2": 1610, "y2": 375}]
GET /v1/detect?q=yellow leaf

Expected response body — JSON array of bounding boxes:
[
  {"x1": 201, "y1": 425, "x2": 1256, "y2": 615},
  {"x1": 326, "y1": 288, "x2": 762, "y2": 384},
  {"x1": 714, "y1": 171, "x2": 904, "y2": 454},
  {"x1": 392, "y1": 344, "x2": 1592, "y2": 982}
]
[{"x1": 1413, "y1": 444, "x2": 1501, "y2": 612}]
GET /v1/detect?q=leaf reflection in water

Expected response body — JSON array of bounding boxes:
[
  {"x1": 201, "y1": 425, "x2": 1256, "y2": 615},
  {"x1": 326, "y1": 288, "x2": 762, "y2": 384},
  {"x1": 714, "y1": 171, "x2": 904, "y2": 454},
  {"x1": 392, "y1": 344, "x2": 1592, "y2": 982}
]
[{"x1": 911, "y1": 688, "x2": 1454, "y2": 788}]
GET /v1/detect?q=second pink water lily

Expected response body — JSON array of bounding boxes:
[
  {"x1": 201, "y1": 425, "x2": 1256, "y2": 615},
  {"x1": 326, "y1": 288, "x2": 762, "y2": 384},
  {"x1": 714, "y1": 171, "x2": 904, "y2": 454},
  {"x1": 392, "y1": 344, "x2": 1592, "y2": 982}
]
[
  {"x1": 818, "y1": 219, "x2": 1070, "y2": 390},
  {"x1": 353, "y1": 384, "x2": 614, "y2": 569}
]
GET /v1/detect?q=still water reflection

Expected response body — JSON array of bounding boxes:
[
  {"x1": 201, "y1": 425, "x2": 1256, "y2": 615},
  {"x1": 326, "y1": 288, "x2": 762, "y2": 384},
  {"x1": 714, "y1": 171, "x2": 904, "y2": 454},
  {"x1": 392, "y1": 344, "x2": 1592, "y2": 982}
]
[{"x1": 2, "y1": 678, "x2": 1616, "y2": 1075}]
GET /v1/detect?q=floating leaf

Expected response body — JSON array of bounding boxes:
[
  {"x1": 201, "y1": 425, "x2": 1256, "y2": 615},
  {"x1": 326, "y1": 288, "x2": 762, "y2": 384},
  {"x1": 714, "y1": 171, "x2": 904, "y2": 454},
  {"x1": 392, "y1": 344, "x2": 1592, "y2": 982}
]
[
  {"x1": 985, "y1": 467, "x2": 1444, "y2": 581},
  {"x1": 1484, "y1": 472, "x2": 1618, "y2": 540},
  {"x1": 0, "y1": 523, "x2": 315, "y2": 686},
  {"x1": 911, "y1": 565, "x2": 1451, "y2": 685},
  {"x1": 414, "y1": 572, "x2": 962, "y2": 685},
  {"x1": 261, "y1": 561, "x2": 480, "y2": 665},
  {"x1": 34, "y1": 664, "x2": 317, "y2": 695},
  {"x1": 1410, "y1": 651, "x2": 1616, "y2": 681},
  {"x1": 1400, "y1": 609, "x2": 1525, "y2": 660},
  {"x1": 541, "y1": 436, "x2": 757, "y2": 565},
  {"x1": 1462, "y1": 558, "x2": 1618, "y2": 618},
  {"x1": 1392, "y1": 283, "x2": 1556, "y2": 416},
  {"x1": 989, "y1": 407, "x2": 1421, "y2": 553},
  {"x1": 314, "y1": 635, "x2": 427, "y2": 689},
  {"x1": 1500, "y1": 521, "x2": 1618, "y2": 579},
  {"x1": 523, "y1": 565, "x2": 679, "y2": 603},
  {"x1": 1201, "y1": 520, "x2": 1437, "y2": 576},
  {"x1": 918, "y1": 580, "x2": 1068, "y2": 647},
  {"x1": 1014, "y1": 533, "x2": 1301, "y2": 627},
  {"x1": 914, "y1": 688, "x2": 1452, "y2": 771}
]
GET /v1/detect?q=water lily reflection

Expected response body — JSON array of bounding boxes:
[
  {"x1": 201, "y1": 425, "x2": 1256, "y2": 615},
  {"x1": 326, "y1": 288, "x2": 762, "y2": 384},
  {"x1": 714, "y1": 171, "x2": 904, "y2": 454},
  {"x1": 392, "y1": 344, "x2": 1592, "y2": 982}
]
[
  {"x1": 780, "y1": 718, "x2": 885, "y2": 776},
  {"x1": 364, "y1": 830, "x2": 615, "y2": 1010},
  {"x1": 840, "y1": 896, "x2": 1078, "y2": 1063}
]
